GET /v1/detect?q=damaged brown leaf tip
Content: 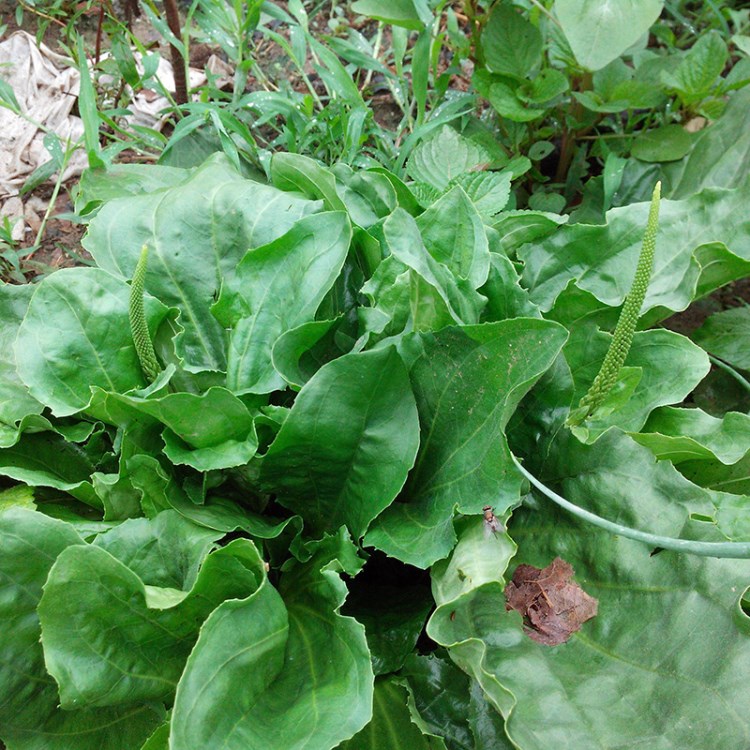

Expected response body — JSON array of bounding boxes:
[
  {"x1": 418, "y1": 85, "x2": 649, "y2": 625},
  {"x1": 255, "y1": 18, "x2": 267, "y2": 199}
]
[{"x1": 504, "y1": 557, "x2": 598, "y2": 646}]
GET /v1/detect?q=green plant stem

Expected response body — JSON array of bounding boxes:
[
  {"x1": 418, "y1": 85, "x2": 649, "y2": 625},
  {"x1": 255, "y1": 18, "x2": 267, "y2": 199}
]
[
  {"x1": 708, "y1": 354, "x2": 750, "y2": 395},
  {"x1": 511, "y1": 453, "x2": 750, "y2": 558},
  {"x1": 32, "y1": 145, "x2": 71, "y2": 251},
  {"x1": 527, "y1": 0, "x2": 561, "y2": 27}
]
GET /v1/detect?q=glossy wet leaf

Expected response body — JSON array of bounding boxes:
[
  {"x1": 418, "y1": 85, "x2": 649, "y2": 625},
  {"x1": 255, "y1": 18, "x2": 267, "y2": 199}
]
[
  {"x1": 0, "y1": 509, "x2": 164, "y2": 749},
  {"x1": 366, "y1": 320, "x2": 566, "y2": 567},
  {"x1": 39, "y1": 513, "x2": 262, "y2": 707},
  {"x1": 84, "y1": 154, "x2": 319, "y2": 373},
  {"x1": 171, "y1": 530, "x2": 373, "y2": 750},
  {"x1": 214, "y1": 211, "x2": 351, "y2": 393},
  {"x1": 521, "y1": 184, "x2": 750, "y2": 318},
  {"x1": 555, "y1": 0, "x2": 664, "y2": 71},
  {"x1": 429, "y1": 429, "x2": 750, "y2": 749},
  {"x1": 15, "y1": 268, "x2": 170, "y2": 417},
  {"x1": 634, "y1": 406, "x2": 750, "y2": 464},
  {"x1": 261, "y1": 347, "x2": 419, "y2": 538}
]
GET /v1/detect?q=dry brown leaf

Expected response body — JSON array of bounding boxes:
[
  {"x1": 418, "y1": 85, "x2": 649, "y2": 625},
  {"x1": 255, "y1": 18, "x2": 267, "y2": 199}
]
[{"x1": 504, "y1": 557, "x2": 598, "y2": 646}]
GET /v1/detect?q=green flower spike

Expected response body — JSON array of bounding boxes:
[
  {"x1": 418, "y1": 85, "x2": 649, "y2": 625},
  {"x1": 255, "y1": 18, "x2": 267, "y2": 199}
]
[
  {"x1": 129, "y1": 244, "x2": 161, "y2": 383},
  {"x1": 568, "y1": 181, "x2": 661, "y2": 426}
]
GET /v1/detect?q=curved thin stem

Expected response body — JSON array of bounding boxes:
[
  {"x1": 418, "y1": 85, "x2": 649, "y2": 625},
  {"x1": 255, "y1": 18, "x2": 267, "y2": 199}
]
[
  {"x1": 510, "y1": 453, "x2": 750, "y2": 559},
  {"x1": 708, "y1": 354, "x2": 750, "y2": 395}
]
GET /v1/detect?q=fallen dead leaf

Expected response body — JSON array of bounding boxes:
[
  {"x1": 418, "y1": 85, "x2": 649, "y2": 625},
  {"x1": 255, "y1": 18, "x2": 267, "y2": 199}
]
[{"x1": 504, "y1": 557, "x2": 598, "y2": 646}]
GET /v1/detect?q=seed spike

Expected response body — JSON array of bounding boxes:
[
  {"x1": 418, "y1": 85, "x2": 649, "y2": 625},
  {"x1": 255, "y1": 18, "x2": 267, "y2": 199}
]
[
  {"x1": 568, "y1": 181, "x2": 661, "y2": 426},
  {"x1": 129, "y1": 244, "x2": 161, "y2": 383}
]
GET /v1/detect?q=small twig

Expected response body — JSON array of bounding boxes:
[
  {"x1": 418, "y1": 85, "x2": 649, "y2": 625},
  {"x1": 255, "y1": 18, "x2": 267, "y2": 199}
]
[{"x1": 17, "y1": 0, "x2": 66, "y2": 28}]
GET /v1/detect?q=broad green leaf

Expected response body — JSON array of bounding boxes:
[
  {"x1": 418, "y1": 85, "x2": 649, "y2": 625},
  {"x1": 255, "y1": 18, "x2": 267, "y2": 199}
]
[
  {"x1": 383, "y1": 209, "x2": 487, "y2": 328},
  {"x1": 480, "y1": 252, "x2": 542, "y2": 323},
  {"x1": 272, "y1": 318, "x2": 343, "y2": 390},
  {"x1": 0, "y1": 431, "x2": 99, "y2": 507},
  {"x1": 139, "y1": 723, "x2": 170, "y2": 750},
  {"x1": 416, "y1": 186, "x2": 490, "y2": 288},
  {"x1": 616, "y1": 88, "x2": 750, "y2": 202},
  {"x1": 169, "y1": 575, "x2": 288, "y2": 750},
  {"x1": 261, "y1": 347, "x2": 419, "y2": 537},
  {"x1": 172, "y1": 530, "x2": 373, "y2": 750},
  {"x1": 92, "y1": 386, "x2": 258, "y2": 471},
  {"x1": 429, "y1": 432, "x2": 750, "y2": 749},
  {"x1": 520, "y1": 184, "x2": 750, "y2": 318},
  {"x1": 213, "y1": 211, "x2": 352, "y2": 394},
  {"x1": 555, "y1": 0, "x2": 664, "y2": 71},
  {"x1": 448, "y1": 171, "x2": 512, "y2": 221},
  {"x1": 680, "y1": 452, "x2": 750, "y2": 497},
  {"x1": 0, "y1": 485, "x2": 35, "y2": 512},
  {"x1": 633, "y1": 406, "x2": 750, "y2": 464},
  {"x1": 84, "y1": 153, "x2": 320, "y2": 373},
  {"x1": 15, "y1": 268, "x2": 170, "y2": 417},
  {"x1": 491, "y1": 209, "x2": 568, "y2": 256},
  {"x1": 339, "y1": 679, "x2": 441, "y2": 750},
  {"x1": 431, "y1": 515, "x2": 517, "y2": 608},
  {"x1": 270, "y1": 152, "x2": 346, "y2": 210},
  {"x1": 350, "y1": 0, "x2": 428, "y2": 29},
  {"x1": 662, "y1": 31, "x2": 727, "y2": 103},
  {"x1": 407, "y1": 126, "x2": 491, "y2": 191},
  {"x1": 692, "y1": 306, "x2": 750, "y2": 370},
  {"x1": 75, "y1": 163, "x2": 189, "y2": 211},
  {"x1": 517, "y1": 69, "x2": 569, "y2": 104},
  {"x1": 402, "y1": 651, "x2": 515, "y2": 750},
  {"x1": 331, "y1": 163, "x2": 398, "y2": 228},
  {"x1": 564, "y1": 327, "x2": 710, "y2": 442},
  {"x1": 0, "y1": 284, "x2": 42, "y2": 430},
  {"x1": 39, "y1": 514, "x2": 262, "y2": 707},
  {"x1": 632, "y1": 124, "x2": 693, "y2": 163},
  {"x1": 359, "y1": 256, "x2": 414, "y2": 341},
  {"x1": 0, "y1": 509, "x2": 164, "y2": 749},
  {"x1": 481, "y1": 4, "x2": 542, "y2": 79},
  {"x1": 488, "y1": 81, "x2": 545, "y2": 122},
  {"x1": 92, "y1": 510, "x2": 221, "y2": 588},
  {"x1": 365, "y1": 320, "x2": 567, "y2": 566},
  {"x1": 369, "y1": 167, "x2": 423, "y2": 215},
  {"x1": 164, "y1": 492, "x2": 301, "y2": 543}
]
